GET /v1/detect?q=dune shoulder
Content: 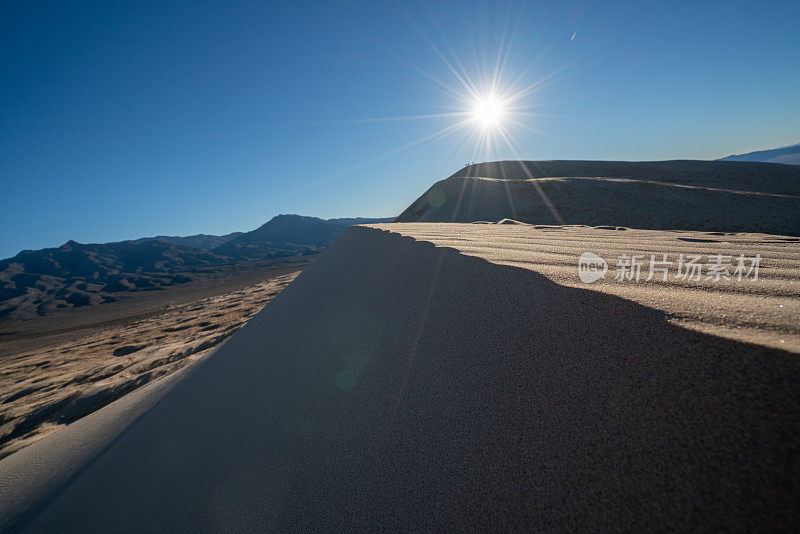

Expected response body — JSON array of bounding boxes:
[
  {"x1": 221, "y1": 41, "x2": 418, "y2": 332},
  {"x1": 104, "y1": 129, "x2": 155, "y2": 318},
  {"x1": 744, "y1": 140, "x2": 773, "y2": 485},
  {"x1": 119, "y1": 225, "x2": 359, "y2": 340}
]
[
  {"x1": 370, "y1": 222, "x2": 800, "y2": 352},
  {"x1": 3, "y1": 222, "x2": 798, "y2": 531}
]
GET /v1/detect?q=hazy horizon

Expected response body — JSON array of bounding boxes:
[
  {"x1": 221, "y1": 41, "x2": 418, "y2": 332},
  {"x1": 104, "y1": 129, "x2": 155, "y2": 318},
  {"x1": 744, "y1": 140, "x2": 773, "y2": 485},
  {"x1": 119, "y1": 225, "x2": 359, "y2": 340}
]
[{"x1": 2, "y1": 0, "x2": 799, "y2": 258}]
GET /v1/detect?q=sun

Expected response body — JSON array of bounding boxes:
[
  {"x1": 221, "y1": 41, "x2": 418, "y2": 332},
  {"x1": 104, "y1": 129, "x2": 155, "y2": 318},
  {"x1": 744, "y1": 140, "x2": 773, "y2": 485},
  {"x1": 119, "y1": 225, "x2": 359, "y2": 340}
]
[{"x1": 471, "y1": 95, "x2": 505, "y2": 128}]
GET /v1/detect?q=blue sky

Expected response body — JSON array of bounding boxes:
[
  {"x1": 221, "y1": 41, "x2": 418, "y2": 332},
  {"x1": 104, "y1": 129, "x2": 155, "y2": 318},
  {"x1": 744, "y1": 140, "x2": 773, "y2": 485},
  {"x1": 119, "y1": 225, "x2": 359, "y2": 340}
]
[{"x1": 2, "y1": 0, "x2": 799, "y2": 258}]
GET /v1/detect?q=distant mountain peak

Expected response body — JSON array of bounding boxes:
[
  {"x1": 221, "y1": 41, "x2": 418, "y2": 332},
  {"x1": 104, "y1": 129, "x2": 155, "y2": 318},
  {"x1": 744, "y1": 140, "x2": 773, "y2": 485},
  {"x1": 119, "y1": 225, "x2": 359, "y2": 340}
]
[
  {"x1": 718, "y1": 141, "x2": 800, "y2": 165},
  {"x1": 271, "y1": 214, "x2": 320, "y2": 220},
  {"x1": 212, "y1": 214, "x2": 392, "y2": 259},
  {"x1": 126, "y1": 232, "x2": 243, "y2": 252},
  {"x1": 0, "y1": 214, "x2": 393, "y2": 319}
]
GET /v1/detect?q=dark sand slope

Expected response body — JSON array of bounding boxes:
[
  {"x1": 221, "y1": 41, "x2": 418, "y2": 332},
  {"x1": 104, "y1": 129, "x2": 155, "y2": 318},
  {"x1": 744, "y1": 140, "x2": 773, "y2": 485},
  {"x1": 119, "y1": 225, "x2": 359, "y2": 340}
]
[
  {"x1": 396, "y1": 160, "x2": 800, "y2": 235},
  {"x1": 0, "y1": 273, "x2": 300, "y2": 459},
  {"x1": 6, "y1": 225, "x2": 799, "y2": 531}
]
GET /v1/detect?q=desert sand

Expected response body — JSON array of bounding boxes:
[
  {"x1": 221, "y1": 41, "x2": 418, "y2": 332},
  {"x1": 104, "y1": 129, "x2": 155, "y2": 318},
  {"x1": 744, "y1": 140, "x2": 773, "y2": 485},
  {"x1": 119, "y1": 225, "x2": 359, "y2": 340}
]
[
  {"x1": 0, "y1": 272, "x2": 299, "y2": 460},
  {"x1": 379, "y1": 223, "x2": 800, "y2": 352},
  {"x1": 397, "y1": 160, "x2": 800, "y2": 235},
  {"x1": 2, "y1": 221, "x2": 798, "y2": 531}
]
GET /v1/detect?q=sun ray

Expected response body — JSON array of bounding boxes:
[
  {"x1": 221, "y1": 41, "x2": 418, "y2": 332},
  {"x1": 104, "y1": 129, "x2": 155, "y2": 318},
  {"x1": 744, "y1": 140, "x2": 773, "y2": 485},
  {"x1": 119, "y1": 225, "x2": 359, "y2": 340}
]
[
  {"x1": 491, "y1": 3, "x2": 525, "y2": 97},
  {"x1": 428, "y1": 16, "x2": 483, "y2": 101},
  {"x1": 503, "y1": 117, "x2": 549, "y2": 138},
  {"x1": 502, "y1": 31, "x2": 564, "y2": 93},
  {"x1": 410, "y1": 17, "x2": 481, "y2": 101},
  {"x1": 494, "y1": 126, "x2": 565, "y2": 224},
  {"x1": 294, "y1": 5, "x2": 569, "y2": 200},
  {"x1": 490, "y1": 9, "x2": 512, "y2": 94},
  {"x1": 316, "y1": 111, "x2": 470, "y2": 125},
  {"x1": 392, "y1": 52, "x2": 472, "y2": 102},
  {"x1": 335, "y1": 118, "x2": 472, "y2": 177}
]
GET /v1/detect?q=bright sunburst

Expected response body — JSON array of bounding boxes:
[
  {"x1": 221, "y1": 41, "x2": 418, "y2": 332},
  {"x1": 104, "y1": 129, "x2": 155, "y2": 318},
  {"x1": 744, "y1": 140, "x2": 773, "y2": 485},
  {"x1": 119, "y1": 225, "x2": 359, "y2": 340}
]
[
  {"x1": 471, "y1": 95, "x2": 505, "y2": 129},
  {"x1": 320, "y1": 6, "x2": 566, "y2": 176}
]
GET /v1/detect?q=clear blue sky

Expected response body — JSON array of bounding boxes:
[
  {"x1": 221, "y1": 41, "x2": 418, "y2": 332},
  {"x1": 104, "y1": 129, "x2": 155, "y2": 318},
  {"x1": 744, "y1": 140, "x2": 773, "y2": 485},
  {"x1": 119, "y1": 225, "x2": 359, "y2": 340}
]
[{"x1": 2, "y1": 0, "x2": 799, "y2": 258}]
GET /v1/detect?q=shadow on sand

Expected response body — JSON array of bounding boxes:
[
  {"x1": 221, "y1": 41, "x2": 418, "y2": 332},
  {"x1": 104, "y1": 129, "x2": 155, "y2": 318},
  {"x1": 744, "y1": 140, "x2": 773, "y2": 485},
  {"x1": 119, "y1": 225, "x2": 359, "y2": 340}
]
[{"x1": 14, "y1": 226, "x2": 800, "y2": 532}]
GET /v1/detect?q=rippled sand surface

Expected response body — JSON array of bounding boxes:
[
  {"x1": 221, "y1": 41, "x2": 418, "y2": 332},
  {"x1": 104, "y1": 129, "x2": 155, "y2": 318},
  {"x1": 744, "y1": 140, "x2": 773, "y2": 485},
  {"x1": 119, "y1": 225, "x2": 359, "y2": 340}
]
[{"x1": 0, "y1": 272, "x2": 298, "y2": 459}]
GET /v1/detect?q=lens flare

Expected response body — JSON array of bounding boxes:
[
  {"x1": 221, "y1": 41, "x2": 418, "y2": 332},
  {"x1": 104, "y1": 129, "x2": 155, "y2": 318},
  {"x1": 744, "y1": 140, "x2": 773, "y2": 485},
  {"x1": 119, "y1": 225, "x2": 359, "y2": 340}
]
[{"x1": 471, "y1": 96, "x2": 505, "y2": 128}]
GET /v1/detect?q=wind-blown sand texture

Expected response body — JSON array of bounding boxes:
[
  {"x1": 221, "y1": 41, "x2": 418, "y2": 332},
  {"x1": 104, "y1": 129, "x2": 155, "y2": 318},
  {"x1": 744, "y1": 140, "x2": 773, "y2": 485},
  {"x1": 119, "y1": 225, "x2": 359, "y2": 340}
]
[
  {"x1": 396, "y1": 160, "x2": 800, "y2": 235},
  {"x1": 3, "y1": 223, "x2": 798, "y2": 531},
  {"x1": 0, "y1": 272, "x2": 298, "y2": 460},
  {"x1": 382, "y1": 223, "x2": 800, "y2": 352}
]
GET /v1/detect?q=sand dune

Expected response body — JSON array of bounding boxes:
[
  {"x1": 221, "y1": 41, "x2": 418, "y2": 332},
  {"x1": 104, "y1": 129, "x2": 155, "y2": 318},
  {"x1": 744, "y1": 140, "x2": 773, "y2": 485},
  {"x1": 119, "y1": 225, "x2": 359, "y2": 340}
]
[
  {"x1": 0, "y1": 272, "x2": 298, "y2": 460},
  {"x1": 0, "y1": 214, "x2": 388, "y2": 320},
  {"x1": 3, "y1": 223, "x2": 798, "y2": 531},
  {"x1": 449, "y1": 160, "x2": 800, "y2": 194},
  {"x1": 382, "y1": 223, "x2": 800, "y2": 352},
  {"x1": 397, "y1": 160, "x2": 800, "y2": 235}
]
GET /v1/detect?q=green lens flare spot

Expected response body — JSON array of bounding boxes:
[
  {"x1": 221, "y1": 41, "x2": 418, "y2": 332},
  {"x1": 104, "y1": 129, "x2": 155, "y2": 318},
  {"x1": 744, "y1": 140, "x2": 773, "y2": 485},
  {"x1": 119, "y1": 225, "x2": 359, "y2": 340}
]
[
  {"x1": 428, "y1": 188, "x2": 445, "y2": 208},
  {"x1": 335, "y1": 369, "x2": 357, "y2": 391}
]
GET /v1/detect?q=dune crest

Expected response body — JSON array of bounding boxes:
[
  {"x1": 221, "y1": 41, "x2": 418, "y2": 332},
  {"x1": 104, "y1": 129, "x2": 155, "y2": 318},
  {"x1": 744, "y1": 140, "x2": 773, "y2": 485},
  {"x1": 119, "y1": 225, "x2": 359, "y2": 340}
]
[
  {"x1": 396, "y1": 160, "x2": 800, "y2": 235},
  {"x1": 3, "y1": 224, "x2": 798, "y2": 531}
]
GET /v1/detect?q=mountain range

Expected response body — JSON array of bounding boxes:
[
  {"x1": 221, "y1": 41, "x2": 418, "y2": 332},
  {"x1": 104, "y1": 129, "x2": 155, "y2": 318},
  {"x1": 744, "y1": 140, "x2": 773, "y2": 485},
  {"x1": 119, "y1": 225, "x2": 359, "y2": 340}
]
[
  {"x1": 126, "y1": 232, "x2": 243, "y2": 251},
  {"x1": 718, "y1": 141, "x2": 800, "y2": 165},
  {"x1": 214, "y1": 216, "x2": 389, "y2": 259},
  {"x1": 5, "y1": 148, "x2": 797, "y2": 321},
  {"x1": 0, "y1": 215, "x2": 391, "y2": 319}
]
